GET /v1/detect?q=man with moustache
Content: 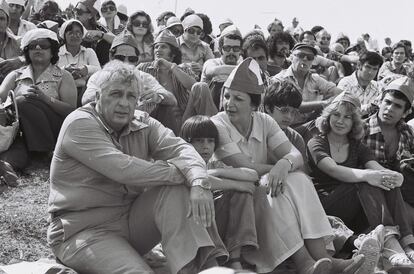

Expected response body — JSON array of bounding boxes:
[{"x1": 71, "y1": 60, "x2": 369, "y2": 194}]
[
  {"x1": 201, "y1": 25, "x2": 243, "y2": 108},
  {"x1": 272, "y1": 43, "x2": 342, "y2": 124},
  {"x1": 267, "y1": 31, "x2": 295, "y2": 76},
  {"x1": 363, "y1": 76, "x2": 414, "y2": 215}
]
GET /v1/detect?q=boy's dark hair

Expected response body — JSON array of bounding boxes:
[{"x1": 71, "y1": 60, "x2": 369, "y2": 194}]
[
  {"x1": 263, "y1": 80, "x2": 302, "y2": 113},
  {"x1": 180, "y1": 115, "x2": 219, "y2": 149},
  {"x1": 298, "y1": 31, "x2": 316, "y2": 43},
  {"x1": 267, "y1": 31, "x2": 295, "y2": 59},
  {"x1": 381, "y1": 90, "x2": 412, "y2": 111},
  {"x1": 359, "y1": 51, "x2": 384, "y2": 67},
  {"x1": 242, "y1": 35, "x2": 268, "y2": 59}
]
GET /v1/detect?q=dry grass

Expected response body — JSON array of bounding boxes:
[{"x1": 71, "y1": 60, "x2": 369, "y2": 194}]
[{"x1": 0, "y1": 160, "x2": 52, "y2": 265}]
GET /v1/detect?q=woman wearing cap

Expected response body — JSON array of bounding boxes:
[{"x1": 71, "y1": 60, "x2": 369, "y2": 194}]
[
  {"x1": 180, "y1": 14, "x2": 214, "y2": 79},
  {"x1": 211, "y1": 58, "x2": 364, "y2": 274},
  {"x1": 124, "y1": 10, "x2": 155, "y2": 64},
  {"x1": 165, "y1": 16, "x2": 183, "y2": 38},
  {"x1": 7, "y1": 0, "x2": 36, "y2": 38},
  {"x1": 57, "y1": 19, "x2": 100, "y2": 106},
  {"x1": 137, "y1": 30, "x2": 217, "y2": 134},
  {"x1": 308, "y1": 92, "x2": 414, "y2": 270},
  {"x1": 74, "y1": 0, "x2": 115, "y2": 66},
  {"x1": 0, "y1": 29, "x2": 76, "y2": 161},
  {"x1": 0, "y1": 0, "x2": 21, "y2": 76},
  {"x1": 98, "y1": 0, "x2": 125, "y2": 35}
]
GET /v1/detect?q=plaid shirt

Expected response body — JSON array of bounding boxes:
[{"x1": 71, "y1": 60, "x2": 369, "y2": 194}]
[{"x1": 363, "y1": 113, "x2": 414, "y2": 169}]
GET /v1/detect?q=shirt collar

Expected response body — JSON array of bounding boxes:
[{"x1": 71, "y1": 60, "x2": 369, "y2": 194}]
[
  {"x1": 82, "y1": 103, "x2": 149, "y2": 136},
  {"x1": 16, "y1": 64, "x2": 59, "y2": 83},
  {"x1": 179, "y1": 36, "x2": 202, "y2": 48},
  {"x1": 367, "y1": 112, "x2": 406, "y2": 135},
  {"x1": 60, "y1": 45, "x2": 86, "y2": 56},
  {"x1": 223, "y1": 112, "x2": 263, "y2": 143}
]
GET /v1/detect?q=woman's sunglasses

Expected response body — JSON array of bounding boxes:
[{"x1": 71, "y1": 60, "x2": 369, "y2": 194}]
[
  {"x1": 114, "y1": 55, "x2": 139, "y2": 63},
  {"x1": 101, "y1": 6, "x2": 116, "y2": 12},
  {"x1": 131, "y1": 20, "x2": 149, "y2": 28},
  {"x1": 27, "y1": 40, "x2": 51, "y2": 50}
]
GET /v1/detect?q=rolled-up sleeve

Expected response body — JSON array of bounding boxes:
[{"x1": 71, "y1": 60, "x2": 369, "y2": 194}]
[{"x1": 62, "y1": 117, "x2": 188, "y2": 186}]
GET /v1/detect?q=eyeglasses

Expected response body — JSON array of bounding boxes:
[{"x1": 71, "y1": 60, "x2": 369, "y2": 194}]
[
  {"x1": 74, "y1": 8, "x2": 91, "y2": 16},
  {"x1": 222, "y1": 45, "x2": 241, "y2": 52},
  {"x1": 101, "y1": 6, "x2": 116, "y2": 12},
  {"x1": 186, "y1": 28, "x2": 202, "y2": 36},
  {"x1": 294, "y1": 52, "x2": 315, "y2": 61},
  {"x1": 27, "y1": 40, "x2": 51, "y2": 50},
  {"x1": 131, "y1": 20, "x2": 149, "y2": 28},
  {"x1": 169, "y1": 27, "x2": 183, "y2": 36},
  {"x1": 274, "y1": 106, "x2": 299, "y2": 116},
  {"x1": 114, "y1": 55, "x2": 139, "y2": 63}
]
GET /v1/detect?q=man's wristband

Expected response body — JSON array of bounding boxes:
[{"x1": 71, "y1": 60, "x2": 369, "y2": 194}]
[{"x1": 191, "y1": 178, "x2": 211, "y2": 190}]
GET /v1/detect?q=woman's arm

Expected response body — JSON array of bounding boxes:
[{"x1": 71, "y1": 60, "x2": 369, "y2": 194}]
[
  {"x1": 271, "y1": 141, "x2": 303, "y2": 171},
  {"x1": 44, "y1": 70, "x2": 77, "y2": 116},
  {"x1": 0, "y1": 71, "x2": 17, "y2": 102},
  {"x1": 208, "y1": 167, "x2": 259, "y2": 182},
  {"x1": 208, "y1": 175, "x2": 257, "y2": 194}
]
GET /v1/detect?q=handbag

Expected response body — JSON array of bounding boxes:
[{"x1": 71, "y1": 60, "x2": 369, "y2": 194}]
[{"x1": 0, "y1": 91, "x2": 19, "y2": 153}]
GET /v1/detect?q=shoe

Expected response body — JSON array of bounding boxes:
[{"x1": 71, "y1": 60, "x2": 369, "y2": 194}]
[
  {"x1": 354, "y1": 225, "x2": 385, "y2": 250},
  {"x1": 0, "y1": 160, "x2": 18, "y2": 187},
  {"x1": 404, "y1": 246, "x2": 414, "y2": 263},
  {"x1": 354, "y1": 237, "x2": 381, "y2": 274}
]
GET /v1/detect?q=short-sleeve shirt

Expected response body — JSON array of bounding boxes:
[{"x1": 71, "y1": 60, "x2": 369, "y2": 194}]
[
  {"x1": 308, "y1": 134, "x2": 375, "y2": 193},
  {"x1": 179, "y1": 36, "x2": 214, "y2": 66},
  {"x1": 211, "y1": 111, "x2": 289, "y2": 164},
  {"x1": 272, "y1": 66, "x2": 337, "y2": 102}
]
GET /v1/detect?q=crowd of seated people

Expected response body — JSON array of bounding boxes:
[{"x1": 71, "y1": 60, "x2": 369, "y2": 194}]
[{"x1": 1, "y1": 1, "x2": 414, "y2": 273}]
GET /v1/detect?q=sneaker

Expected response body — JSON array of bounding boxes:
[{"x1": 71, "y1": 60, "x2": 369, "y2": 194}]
[
  {"x1": 354, "y1": 225, "x2": 383, "y2": 274},
  {"x1": 0, "y1": 160, "x2": 18, "y2": 187}
]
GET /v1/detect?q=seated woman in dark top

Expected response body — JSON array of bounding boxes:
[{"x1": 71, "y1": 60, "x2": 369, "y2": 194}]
[{"x1": 308, "y1": 92, "x2": 414, "y2": 270}]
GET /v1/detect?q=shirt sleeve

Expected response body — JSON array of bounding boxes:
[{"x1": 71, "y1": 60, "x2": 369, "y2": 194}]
[
  {"x1": 85, "y1": 48, "x2": 101, "y2": 76},
  {"x1": 211, "y1": 115, "x2": 242, "y2": 160},
  {"x1": 314, "y1": 74, "x2": 337, "y2": 99},
  {"x1": 61, "y1": 116, "x2": 189, "y2": 187},
  {"x1": 308, "y1": 135, "x2": 331, "y2": 164},
  {"x1": 265, "y1": 114, "x2": 289, "y2": 150}
]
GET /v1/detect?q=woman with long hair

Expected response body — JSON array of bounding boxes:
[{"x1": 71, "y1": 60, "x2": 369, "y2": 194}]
[{"x1": 125, "y1": 10, "x2": 154, "y2": 64}]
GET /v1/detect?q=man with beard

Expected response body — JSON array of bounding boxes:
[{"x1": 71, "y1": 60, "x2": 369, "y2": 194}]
[
  {"x1": 201, "y1": 25, "x2": 242, "y2": 108},
  {"x1": 267, "y1": 31, "x2": 295, "y2": 76}
]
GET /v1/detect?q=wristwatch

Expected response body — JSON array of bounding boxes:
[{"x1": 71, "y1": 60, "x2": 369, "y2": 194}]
[
  {"x1": 191, "y1": 179, "x2": 211, "y2": 190},
  {"x1": 281, "y1": 157, "x2": 294, "y2": 171}
]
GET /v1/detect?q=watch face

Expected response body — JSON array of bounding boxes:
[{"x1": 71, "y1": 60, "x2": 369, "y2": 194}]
[{"x1": 201, "y1": 180, "x2": 211, "y2": 189}]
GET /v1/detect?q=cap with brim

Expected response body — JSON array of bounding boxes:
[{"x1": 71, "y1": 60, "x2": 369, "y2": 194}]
[
  {"x1": 117, "y1": 4, "x2": 127, "y2": 17},
  {"x1": 166, "y1": 16, "x2": 182, "y2": 28},
  {"x1": 37, "y1": 20, "x2": 59, "y2": 33},
  {"x1": 224, "y1": 57, "x2": 264, "y2": 95},
  {"x1": 219, "y1": 18, "x2": 233, "y2": 28},
  {"x1": 182, "y1": 14, "x2": 203, "y2": 30},
  {"x1": 384, "y1": 76, "x2": 414, "y2": 104},
  {"x1": 110, "y1": 34, "x2": 139, "y2": 52},
  {"x1": 6, "y1": 0, "x2": 24, "y2": 7},
  {"x1": 21, "y1": 28, "x2": 59, "y2": 50},
  {"x1": 292, "y1": 42, "x2": 317, "y2": 56},
  {"x1": 154, "y1": 30, "x2": 178, "y2": 48},
  {"x1": 59, "y1": 19, "x2": 87, "y2": 40},
  {"x1": 220, "y1": 25, "x2": 242, "y2": 39},
  {"x1": 332, "y1": 91, "x2": 361, "y2": 109}
]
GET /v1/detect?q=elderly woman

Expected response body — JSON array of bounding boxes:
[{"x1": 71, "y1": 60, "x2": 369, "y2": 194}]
[
  {"x1": 74, "y1": 0, "x2": 115, "y2": 66},
  {"x1": 0, "y1": 29, "x2": 77, "y2": 160},
  {"x1": 308, "y1": 92, "x2": 414, "y2": 270},
  {"x1": 378, "y1": 42, "x2": 412, "y2": 81},
  {"x1": 98, "y1": 0, "x2": 125, "y2": 35},
  {"x1": 211, "y1": 58, "x2": 364, "y2": 274},
  {"x1": 137, "y1": 30, "x2": 217, "y2": 134},
  {"x1": 125, "y1": 10, "x2": 155, "y2": 64},
  {"x1": 57, "y1": 19, "x2": 100, "y2": 106}
]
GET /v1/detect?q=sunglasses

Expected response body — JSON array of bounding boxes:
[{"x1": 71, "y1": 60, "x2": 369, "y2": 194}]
[
  {"x1": 101, "y1": 6, "x2": 116, "y2": 12},
  {"x1": 222, "y1": 45, "x2": 241, "y2": 53},
  {"x1": 27, "y1": 40, "x2": 51, "y2": 50},
  {"x1": 274, "y1": 106, "x2": 299, "y2": 116},
  {"x1": 186, "y1": 28, "x2": 202, "y2": 36},
  {"x1": 169, "y1": 27, "x2": 183, "y2": 36},
  {"x1": 114, "y1": 55, "x2": 139, "y2": 63},
  {"x1": 294, "y1": 52, "x2": 315, "y2": 61},
  {"x1": 74, "y1": 8, "x2": 91, "y2": 16},
  {"x1": 131, "y1": 20, "x2": 149, "y2": 28}
]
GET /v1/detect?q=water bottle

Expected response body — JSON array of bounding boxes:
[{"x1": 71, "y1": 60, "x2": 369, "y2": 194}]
[{"x1": 0, "y1": 104, "x2": 6, "y2": 126}]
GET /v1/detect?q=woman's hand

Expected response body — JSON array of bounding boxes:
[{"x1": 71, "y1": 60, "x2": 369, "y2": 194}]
[
  {"x1": 24, "y1": 85, "x2": 49, "y2": 102},
  {"x1": 365, "y1": 169, "x2": 403, "y2": 190},
  {"x1": 268, "y1": 159, "x2": 291, "y2": 197}
]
